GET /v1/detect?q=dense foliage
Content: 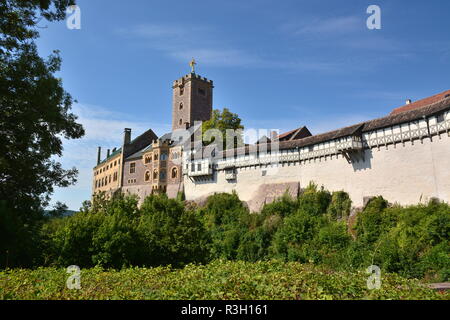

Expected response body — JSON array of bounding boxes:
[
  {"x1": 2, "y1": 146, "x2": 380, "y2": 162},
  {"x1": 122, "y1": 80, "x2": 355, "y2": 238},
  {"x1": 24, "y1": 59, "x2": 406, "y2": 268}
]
[
  {"x1": 1, "y1": 261, "x2": 447, "y2": 300},
  {"x1": 0, "y1": 0, "x2": 83, "y2": 268},
  {"x1": 26, "y1": 184, "x2": 449, "y2": 284}
]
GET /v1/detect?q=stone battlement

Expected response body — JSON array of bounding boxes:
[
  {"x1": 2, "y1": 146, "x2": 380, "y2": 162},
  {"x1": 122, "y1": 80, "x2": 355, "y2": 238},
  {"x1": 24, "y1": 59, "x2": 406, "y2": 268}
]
[{"x1": 172, "y1": 73, "x2": 214, "y2": 88}]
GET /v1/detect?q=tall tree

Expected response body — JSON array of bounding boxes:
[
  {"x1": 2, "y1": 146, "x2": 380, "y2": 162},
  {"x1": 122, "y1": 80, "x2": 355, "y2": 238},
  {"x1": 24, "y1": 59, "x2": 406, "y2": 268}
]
[{"x1": 0, "y1": 0, "x2": 84, "y2": 215}]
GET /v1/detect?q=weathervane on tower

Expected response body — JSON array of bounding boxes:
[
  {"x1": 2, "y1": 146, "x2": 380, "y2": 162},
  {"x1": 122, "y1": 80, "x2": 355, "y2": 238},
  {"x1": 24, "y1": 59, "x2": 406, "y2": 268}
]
[{"x1": 189, "y1": 58, "x2": 197, "y2": 74}]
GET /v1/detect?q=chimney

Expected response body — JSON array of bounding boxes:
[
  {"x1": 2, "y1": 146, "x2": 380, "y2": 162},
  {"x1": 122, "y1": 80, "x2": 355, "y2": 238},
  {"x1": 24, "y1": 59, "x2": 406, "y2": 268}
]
[
  {"x1": 123, "y1": 128, "x2": 131, "y2": 145},
  {"x1": 406, "y1": 99, "x2": 412, "y2": 105},
  {"x1": 97, "y1": 147, "x2": 102, "y2": 165},
  {"x1": 107, "y1": 149, "x2": 110, "y2": 158}
]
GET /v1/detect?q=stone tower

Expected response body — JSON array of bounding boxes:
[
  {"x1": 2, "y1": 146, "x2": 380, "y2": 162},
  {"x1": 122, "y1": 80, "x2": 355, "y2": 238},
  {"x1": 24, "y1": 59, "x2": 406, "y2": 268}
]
[{"x1": 172, "y1": 73, "x2": 213, "y2": 131}]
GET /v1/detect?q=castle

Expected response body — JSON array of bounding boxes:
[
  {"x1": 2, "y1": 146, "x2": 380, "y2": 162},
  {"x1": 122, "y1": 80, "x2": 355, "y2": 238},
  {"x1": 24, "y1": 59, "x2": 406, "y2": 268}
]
[{"x1": 92, "y1": 68, "x2": 450, "y2": 212}]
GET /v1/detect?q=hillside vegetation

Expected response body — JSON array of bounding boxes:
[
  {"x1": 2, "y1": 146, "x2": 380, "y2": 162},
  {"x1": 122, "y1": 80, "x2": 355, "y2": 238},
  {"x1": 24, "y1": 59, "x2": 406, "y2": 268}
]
[
  {"x1": 2, "y1": 183, "x2": 447, "y2": 283},
  {"x1": 1, "y1": 261, "x2": 448, "y2": 300}
]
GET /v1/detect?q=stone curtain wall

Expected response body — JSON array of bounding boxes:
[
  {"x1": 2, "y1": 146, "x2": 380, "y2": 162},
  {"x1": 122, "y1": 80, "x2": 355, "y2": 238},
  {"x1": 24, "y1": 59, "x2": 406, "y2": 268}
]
[{"x1": 184, "y1": 132, "x2": 450, "y2": 212}]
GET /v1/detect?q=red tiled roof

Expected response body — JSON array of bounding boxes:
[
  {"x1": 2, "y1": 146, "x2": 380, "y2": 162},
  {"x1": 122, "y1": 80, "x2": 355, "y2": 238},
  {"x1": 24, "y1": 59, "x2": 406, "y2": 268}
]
[{"x1": 390, "y1": 89, "x2": 450, "y2": 115}]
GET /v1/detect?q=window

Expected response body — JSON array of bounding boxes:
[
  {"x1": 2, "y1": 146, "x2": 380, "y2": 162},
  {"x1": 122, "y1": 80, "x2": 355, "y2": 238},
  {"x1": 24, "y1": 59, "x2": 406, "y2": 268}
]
[
  {"x1": 191, "y1": 163, "x2": 195, "y2": 172},
  {"x1": 198, "y1": 88, "x2": 206, "y2": 96},
  {"x1": 144, "y1": 171, "x2": 151, "y2": 182},
  {"x1": 160, "y1": 153, "x2": 168, "y2": 161},
  {"x1": 154, "y1": 152, "x2": 158, "y2": 161},
  {"x1": 114, "y1": 161, "x2": 117, "y2": 166},
  {"x1": 144, "y1": 154, "x2": 152, "y2": 164},
  {"x1": 160, "y1": 170, "x2": 166, "y2": 181},
  {"x1": 109, "y1": 175, "x2": 111, "y2": 183},
  {"x1": 129, "y1": 162, "x2": 136, "y2": 174},
  {"x1": 437, "y1": 114, "x2": 445, "y2": 123},
  {"x1": 179, "y1": 102, "x2": 183, "y2": 110},
  {"x1": 171, "y1": 167, "x2": 178, "y2": 179},
  {"x1": 179, "y1": 119, "x2": 183, "y2": 126},
  {"x1": 197, "y1": 163, "x2": 202, "y2": 171},
  {"x1": 179, "y1": 87, "x2": 184, "y2": 96},
  {"x1": 153, "y1": 170, "x2": 158, "y2": 180}
]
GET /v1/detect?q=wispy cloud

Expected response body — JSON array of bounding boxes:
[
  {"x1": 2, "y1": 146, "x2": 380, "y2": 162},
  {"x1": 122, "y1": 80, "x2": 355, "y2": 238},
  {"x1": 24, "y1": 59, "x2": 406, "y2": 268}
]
[
  {"x1": 284, "y1": 16, "x2": 362, "y2": 36},
  {"x1": 116, "y1": 23, "x2": 343, "y2": 73}
]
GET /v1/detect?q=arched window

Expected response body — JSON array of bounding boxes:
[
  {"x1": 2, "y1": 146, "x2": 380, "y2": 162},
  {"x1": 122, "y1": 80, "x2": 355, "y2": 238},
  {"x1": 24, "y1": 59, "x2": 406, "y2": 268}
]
[
  {"x1": 160, "y1": 170, "x2": 166, "y2": 181},
  {"x1": 179, "y1": 102, "x2": 183, "y2": 110},
  {"x1": 171, "y1": 167, "x2": 178, "y2": 179},
  {"x1": 179, "y1": 119, "x2": 183, "y2": 126},
  {"x1": 144, "y1": 171, "x2": 151, "y2": 182},
  {"x1": 153, "y1": 169, "x2": 158, "y2": 180},
  {"x1": 160, "y1": 153, "x2": 168, "y2": 161},
  {"x1": 144, "y1": 154, "x2": 152, "y2": 164}
]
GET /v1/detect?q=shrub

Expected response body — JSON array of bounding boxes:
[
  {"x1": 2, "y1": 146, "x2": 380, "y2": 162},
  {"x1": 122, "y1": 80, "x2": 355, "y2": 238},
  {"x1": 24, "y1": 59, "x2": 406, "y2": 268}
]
[
  {"x1": 199, "y1": 192, "x2": 249, "y2": 260},
  {"x1": 270, "y1": 210, "x2": 324, "y2": 261},
  {"x1": 260, "y1": 192, "x2": 299, "y2": 218},
  {"x1": 327, "y1": 191, "x2": 352, "y2": 220},
  {"x1": 138, "y1": 194, "x2": 210, "y2": 267},
  {"x1": 354, "y1": 196, "x2": 393, "y2": 244},
  {"x1": 297, "y1": 183, "x2": 331, "y2": 216}
]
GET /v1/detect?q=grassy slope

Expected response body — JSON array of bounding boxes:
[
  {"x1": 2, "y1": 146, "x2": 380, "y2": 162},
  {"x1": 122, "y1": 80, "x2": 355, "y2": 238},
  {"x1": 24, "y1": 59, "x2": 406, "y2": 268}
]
[{"x1": 1, "y1": 260, "x2": 448, "y2": 300}]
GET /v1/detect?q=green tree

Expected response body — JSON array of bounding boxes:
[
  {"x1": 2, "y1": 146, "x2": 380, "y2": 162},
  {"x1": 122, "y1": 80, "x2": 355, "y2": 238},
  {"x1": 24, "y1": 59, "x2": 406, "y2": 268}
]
[
  {"x1": 1, "y1": 0, "x2": 83, "y2": 213},
  {"x1": 202, "y1": 108, "x2": 244, "y2": 150},
  {"x1": 0, "y1": 0, "x2": 83, "y2": 268}
]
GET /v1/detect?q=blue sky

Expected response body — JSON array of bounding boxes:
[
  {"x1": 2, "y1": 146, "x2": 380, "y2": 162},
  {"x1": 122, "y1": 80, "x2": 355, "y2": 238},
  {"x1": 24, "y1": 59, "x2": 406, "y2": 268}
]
[{"x1": 37, "y1": 0, "x2": 450, "y2": 210}]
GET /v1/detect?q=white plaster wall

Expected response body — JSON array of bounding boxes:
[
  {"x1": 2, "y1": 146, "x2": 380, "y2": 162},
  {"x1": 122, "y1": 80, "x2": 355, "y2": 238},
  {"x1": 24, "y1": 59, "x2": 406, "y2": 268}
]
[{"x1": 184, "y1": 133, "x2": 450, "y2": 208}]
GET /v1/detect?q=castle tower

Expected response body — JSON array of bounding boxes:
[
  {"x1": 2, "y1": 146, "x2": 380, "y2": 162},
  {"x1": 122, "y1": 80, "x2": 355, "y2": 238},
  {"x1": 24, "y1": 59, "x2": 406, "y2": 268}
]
[{"x1": 172, "y1": 70, "x2": 213, "y2": 131}]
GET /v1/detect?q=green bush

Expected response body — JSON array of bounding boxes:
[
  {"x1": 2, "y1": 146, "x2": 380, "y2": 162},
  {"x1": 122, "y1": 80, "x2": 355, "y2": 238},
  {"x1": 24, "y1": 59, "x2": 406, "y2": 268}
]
[
  {"x1": 138, "y1": 194, "x2": 210, "y2": 267},
  {"x1": 199, "y1": 192, "x2": 249, "y2": 260},
  {"x1": 354, "y1": 196, "x2": 393, "y2": 244},
  {"x1": 260, "y1": 192, "x2": 299, "y2": 218},
  {"x1": 297, "y1": 183, "x2": 332, "y2": 216},
  {"x1": 327, "y1": 191, "x2": 352, "y2": 220}
]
